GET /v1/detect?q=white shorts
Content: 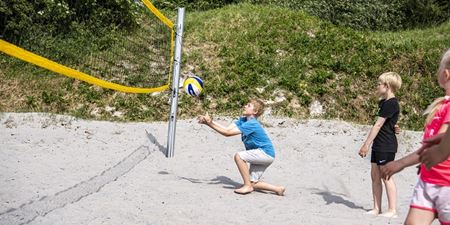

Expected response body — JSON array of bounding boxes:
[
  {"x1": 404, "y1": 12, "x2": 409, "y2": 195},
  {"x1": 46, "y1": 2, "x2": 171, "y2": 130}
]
[
  {"x1": 410, "y1": 179, "x2": 450, "y2": 224},
  {"x1": 237, "y1": 149, "x2": 274, "y2": 182}
]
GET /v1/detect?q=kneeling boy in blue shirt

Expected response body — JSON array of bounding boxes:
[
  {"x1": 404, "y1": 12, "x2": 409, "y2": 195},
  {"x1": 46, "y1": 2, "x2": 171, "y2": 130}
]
[{"x1": 198, "y1": 99, "x2": 285, "y2": 195}]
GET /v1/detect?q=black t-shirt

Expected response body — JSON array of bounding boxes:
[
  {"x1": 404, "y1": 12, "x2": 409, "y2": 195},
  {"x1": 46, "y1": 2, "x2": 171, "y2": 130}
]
[{"x1": 372, "y1": 98, "x2": 400, "y2": 153}]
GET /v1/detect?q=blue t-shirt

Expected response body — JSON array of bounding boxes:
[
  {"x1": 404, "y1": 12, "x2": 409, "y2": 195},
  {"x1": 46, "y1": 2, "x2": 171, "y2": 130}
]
[{"x1": 235, "y1": 117, "x2": 275, "y2": 158}]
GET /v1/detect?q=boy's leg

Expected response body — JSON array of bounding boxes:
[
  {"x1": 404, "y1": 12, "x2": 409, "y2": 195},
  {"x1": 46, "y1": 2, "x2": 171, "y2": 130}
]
[
  {"x1": 381, "y1": 175, "x2": 397, "y2": 217},
  {"x1": 252, "y1": 181, "x2": 285, "y2": 196},
  {"x1": 380, "y1": 152, "x2": 398, "y2": 217},
  {"x1": 404, "y1": 208, "x2": 435, "y2": 225},
  {"x1": 234, "y1": 153, "x2": 254, "y2": 194},
  {"x1": 369, "y1": 163, "x2": 383, "y2": 214},
  {"x1": 249, "y1": 164, "x2": 285, "y2": 195}
]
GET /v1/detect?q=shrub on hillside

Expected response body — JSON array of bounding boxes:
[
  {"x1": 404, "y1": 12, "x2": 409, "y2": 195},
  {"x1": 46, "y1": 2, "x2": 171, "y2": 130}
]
[
  {"x1": 0, "y1": 0, "x2": 138, "y2": 41},
  {"x1": 152, "y1": 0, "x2": 240, "y2": 11},
  {"x1": 154, "y1": 0, "x2": 450, "y2": 30}
]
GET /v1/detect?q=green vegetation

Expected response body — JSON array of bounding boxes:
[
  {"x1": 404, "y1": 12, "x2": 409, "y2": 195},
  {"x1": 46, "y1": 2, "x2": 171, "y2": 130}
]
[
  {"x1": 1, "y1": 0, "x2": 138, "y2": 39},
  {"x1": 154, "y1": 0, "x2": 450, "y2": 30},
  {"x1": 1, "y1": 2, "x2": 450, "y2": 130},
  {"x1": 184, "y1": 4, "x2": 450, "y2": 130}
]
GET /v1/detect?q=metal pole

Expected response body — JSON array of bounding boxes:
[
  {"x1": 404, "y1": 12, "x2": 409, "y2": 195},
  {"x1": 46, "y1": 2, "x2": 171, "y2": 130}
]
[{"x1": 167, "y1": 8, "x2": 185, "y2": 158}]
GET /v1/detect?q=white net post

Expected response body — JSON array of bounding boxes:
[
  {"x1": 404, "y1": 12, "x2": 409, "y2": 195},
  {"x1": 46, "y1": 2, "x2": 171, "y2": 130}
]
[{"x1": 167, "y1": 8, "x2": 185, "y2": 158}]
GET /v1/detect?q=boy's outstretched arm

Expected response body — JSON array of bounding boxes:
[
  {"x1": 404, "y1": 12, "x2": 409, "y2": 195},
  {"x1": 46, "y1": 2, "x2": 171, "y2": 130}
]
[
  {"x1": 358, "y1": 117, "x2": 386, "y2": 157},
  {"x1": 198, "y1": 115, "x2": 241, "y2": 137}
]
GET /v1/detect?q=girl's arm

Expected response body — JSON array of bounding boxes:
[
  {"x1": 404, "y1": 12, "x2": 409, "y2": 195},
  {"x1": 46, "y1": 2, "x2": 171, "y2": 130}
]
[
  {"x1": 420, "y1": 124, "x2": 450, "y2": 169},
  {"x1": 382, "y1": 123, "x2": 449, "y2": 179},
  {"x1": 358, "y1": 117, "x2": 386, "y2": 157},
  {"x1": 381, "y1": 149, "x2": 421, "y2": 180}
]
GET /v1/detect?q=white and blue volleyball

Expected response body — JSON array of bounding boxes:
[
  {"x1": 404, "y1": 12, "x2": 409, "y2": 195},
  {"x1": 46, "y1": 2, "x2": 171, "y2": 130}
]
[{"x1": 183, "y1": 76, "x2": 204, "y2": 97}]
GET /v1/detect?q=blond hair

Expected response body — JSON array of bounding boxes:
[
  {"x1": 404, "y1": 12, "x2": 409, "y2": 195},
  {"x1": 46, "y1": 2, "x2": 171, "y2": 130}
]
[
  {"x1": 378, "y1": 72, "x2": 402, "y2": 93},
  {"x1": 250, "y1": 99, "x2": 265, "y2": 118},
  {"x1": 423, "y1": 49, "x2": 450, "y2": 125}
]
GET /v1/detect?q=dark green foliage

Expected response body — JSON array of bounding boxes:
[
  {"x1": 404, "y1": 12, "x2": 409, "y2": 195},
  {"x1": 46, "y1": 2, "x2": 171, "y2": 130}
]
[
  {"x1": 404, "y1": 0, "x2": 450, "y2": 28},
  {"x1": 152, "y1": 0, "x2": 241, "y2": 11},
  {"x1": 154, "y1": 0, "x2": 450, "y2": 30},
  {"x1": 1, "y1": 0, "x2": 138, "y2": 41}
]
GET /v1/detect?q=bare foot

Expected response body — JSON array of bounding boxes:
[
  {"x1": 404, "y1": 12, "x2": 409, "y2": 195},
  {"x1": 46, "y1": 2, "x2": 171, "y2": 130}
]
[
  {"x1": 234, "y1": 185, "x2": 254, "y2": 195},
  {"x1": 276, "y1": 186, "x2": 285, "y2": 196},
  {"x1": 365, "y1": 209, "x2": 381, "y2": 215},
  {"x1": 380, "y1": 211, "x2": 398, "y2": 218}
]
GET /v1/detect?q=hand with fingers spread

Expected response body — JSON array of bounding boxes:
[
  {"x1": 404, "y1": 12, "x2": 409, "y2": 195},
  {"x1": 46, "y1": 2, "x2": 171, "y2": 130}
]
[
  {"x1": 420, "y1": 145, "x2": 448, "y2": 170},
  {"x1": 417, "y1": 133, "x2": 444, "y2": 155},
  {"x1": 418, "y1": 132, "x2": 450, "y2": 169}
]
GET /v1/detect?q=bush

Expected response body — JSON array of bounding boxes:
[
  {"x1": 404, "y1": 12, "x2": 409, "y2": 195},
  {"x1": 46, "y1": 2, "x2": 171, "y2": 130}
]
[
  {"x1": 0, "y1": 0, "x2": 138, "y2": 41},
  {"x1": 152, "y1": 0, "x2": 241, "y2": 11},
  {"x1": 289, "y1": 0, "x2": 450, "y2": 30},
  {"x1": 153, "y1": 0, "x2": 450, "y2": 31},
  {"x1": 403, "y1": 0, "x2": 450, "y2": 28}
]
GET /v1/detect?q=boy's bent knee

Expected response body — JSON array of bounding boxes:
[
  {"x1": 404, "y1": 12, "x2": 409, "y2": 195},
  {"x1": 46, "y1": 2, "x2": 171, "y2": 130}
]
[{"x1": 234, "y1": 153, "x2": 242, "y2": 161}]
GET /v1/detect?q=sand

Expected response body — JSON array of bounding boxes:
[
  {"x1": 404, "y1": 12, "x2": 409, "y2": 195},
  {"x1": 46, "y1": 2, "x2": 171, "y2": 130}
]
[{"x1": 0, "y1": 112, "x2": 440, "y2": 225}]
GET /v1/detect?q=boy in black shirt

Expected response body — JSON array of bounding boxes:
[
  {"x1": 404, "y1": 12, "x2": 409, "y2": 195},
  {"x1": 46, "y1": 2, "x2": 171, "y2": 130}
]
[{"x1": 358, "y1": 72, "x2": 402, "y2": 218}]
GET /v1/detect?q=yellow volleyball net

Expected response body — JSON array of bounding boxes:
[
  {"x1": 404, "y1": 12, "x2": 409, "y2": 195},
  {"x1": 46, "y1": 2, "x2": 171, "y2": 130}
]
[{"x1": 0, "y1": 0, "x2": 174, "y2": 94}]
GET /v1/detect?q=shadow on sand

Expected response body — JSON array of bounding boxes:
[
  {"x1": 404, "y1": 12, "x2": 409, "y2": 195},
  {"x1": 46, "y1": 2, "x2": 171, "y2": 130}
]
[
  {"x1": 145, "y1": 129, "x2": 167, "y2": 156},
  {"x1": 208, "y1": 176, "x2": 242, "y2": 189},
  {"x1": 175, "y1": 175, "x2": 242, "y2": 189},
  {"x1": 310, "y1": 186, "x2": 367, "y2": 210}
]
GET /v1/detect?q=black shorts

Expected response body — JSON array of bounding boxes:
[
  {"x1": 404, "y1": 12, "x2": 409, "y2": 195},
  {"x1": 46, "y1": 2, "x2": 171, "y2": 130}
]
[{"x1": 370, "y1": 151, "x2": 395, "y2": 165}]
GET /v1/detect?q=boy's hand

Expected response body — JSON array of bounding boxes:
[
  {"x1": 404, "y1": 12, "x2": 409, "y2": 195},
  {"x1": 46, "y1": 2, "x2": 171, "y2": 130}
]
[
  {"x1": 380, "y1": 161, "x2": 404, "y2": 180},
  {"x1": 419, "y1": 145, "x2": 448, "y2": 170},
  {"x1": 197, "y1": 114, "x2": 212, "y2": 125},
  {"x1": 197, "y1": 115, "x2": 206, "y2": 124},
  {"x1": 203, "y1": 114, "x2": 212, "y2": 124},
  {"x1": 358, "y1": 145, "x2": 369, "y2": 158},
  {"x1": 394, "y1": 124, "x2": 401, "y2": 134}
]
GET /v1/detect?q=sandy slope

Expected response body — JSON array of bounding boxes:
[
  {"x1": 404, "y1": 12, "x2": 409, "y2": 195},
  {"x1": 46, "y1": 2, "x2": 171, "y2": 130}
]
[{"x1": 0, "y1": 113, "x2": 439, "y2": 225}]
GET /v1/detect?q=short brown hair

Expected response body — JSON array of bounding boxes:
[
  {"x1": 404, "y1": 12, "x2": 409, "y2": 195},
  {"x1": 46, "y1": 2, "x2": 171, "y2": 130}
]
[{"x1": 250, "y1": 99, "x2": 265, "y2": 118}]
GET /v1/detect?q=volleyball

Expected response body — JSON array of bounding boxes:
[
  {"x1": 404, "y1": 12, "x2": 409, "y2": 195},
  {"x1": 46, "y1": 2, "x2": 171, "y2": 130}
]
[{"x1": 183, "y1": 76, "x2": 204, "y2": 97}]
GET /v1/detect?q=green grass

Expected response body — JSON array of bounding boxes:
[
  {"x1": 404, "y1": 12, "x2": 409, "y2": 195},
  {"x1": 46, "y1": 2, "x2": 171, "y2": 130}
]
[
  {"x1": 183, "y1": 4, "x2": 450, "y2": 130},
  {"x1": 1, "y1": 3, "x2": 449, "y2": 130}
]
